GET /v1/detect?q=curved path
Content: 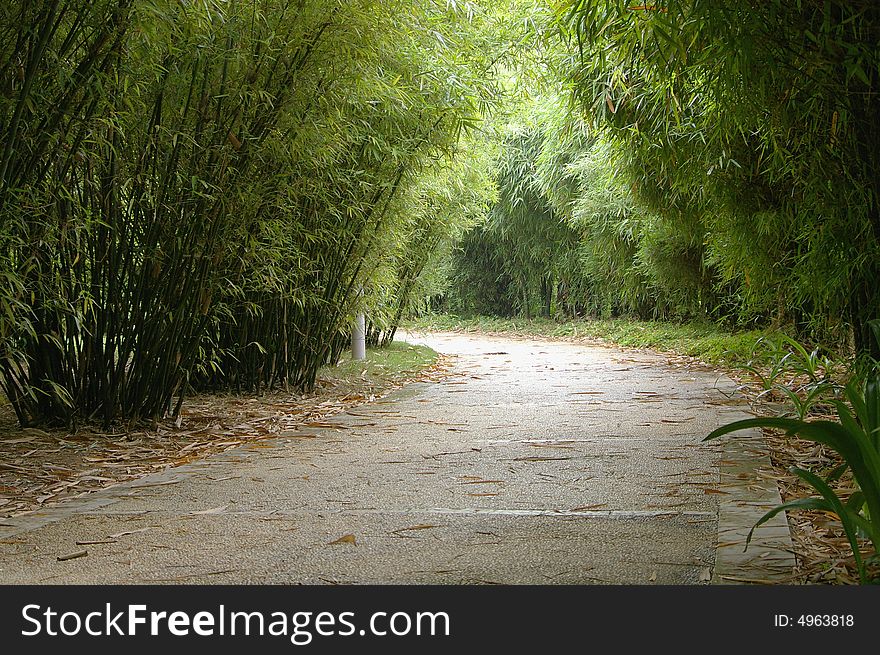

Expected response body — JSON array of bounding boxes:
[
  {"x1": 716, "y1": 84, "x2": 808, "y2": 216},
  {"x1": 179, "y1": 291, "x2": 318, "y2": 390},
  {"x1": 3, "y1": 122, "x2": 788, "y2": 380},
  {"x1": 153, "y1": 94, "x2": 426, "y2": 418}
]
[{"x1": 0, "y1": 332, "x2": 789, "y2": 584}]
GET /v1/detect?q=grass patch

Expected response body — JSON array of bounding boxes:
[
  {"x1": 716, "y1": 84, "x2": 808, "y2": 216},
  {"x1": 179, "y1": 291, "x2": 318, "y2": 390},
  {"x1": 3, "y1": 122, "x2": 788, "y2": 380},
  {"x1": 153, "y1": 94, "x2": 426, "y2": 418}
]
[
  {"x1": 325, "y1": 341, "x2": 439, "y2": 388},
  {"x1": 404, "y1": 314, "x2": 770, "y2": 367}
]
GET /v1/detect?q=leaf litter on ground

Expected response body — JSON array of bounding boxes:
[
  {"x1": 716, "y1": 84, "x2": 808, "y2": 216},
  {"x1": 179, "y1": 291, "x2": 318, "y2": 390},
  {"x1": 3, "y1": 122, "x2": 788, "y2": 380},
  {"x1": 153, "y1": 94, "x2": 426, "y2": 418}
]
[
  {"x1": 0, "y1": 354, "x2": 453, "y2": 519},
  {"x1": 727, "y1": 365, "x2": 878, "y2": 584}
]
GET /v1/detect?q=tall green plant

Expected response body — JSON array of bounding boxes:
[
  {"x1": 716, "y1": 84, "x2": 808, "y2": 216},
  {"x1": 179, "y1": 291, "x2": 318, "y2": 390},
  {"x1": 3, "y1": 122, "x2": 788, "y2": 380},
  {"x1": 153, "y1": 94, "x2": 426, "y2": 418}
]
[
  {"x1": 195, "y1": 0, "x2": 502, "y2": 393},
  {"x1": 1, "y1": 0, "x2": 349, "y2": 426},
  {"x1": 705, "y1": 322, "x2": 880, "y2": 583},
  {"x1": 560, "y1": 0, "x2": 880, "y2": 354},
  {"x1": 0, "y1": 0, "x2": 134, "y2": 426},
  {"x1": 0, "y1": 0, "x2": 506, "y2": 426}
]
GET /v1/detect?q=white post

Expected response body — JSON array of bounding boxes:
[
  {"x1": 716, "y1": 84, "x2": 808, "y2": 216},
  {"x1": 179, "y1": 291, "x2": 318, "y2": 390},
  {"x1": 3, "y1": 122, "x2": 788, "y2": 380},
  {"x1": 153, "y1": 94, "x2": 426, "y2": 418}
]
[{"x1": 352, "y1": 310, "x2": 366, "y2": 360}]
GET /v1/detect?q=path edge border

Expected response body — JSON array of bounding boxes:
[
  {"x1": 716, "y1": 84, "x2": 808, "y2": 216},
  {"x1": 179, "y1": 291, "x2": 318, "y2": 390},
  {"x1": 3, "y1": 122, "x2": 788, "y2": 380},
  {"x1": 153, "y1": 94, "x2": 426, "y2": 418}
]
[{"x1": 712, "y1": 427, "x2": 797, "y2": 584}]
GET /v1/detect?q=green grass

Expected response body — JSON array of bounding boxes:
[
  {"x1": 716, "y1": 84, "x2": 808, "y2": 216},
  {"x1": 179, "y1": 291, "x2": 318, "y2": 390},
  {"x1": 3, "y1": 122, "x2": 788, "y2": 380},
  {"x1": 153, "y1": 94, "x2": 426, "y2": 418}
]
[
  {"x1": 324, "y1": 341, "x2": 438, "y2": 387},
  {"x1": 404, "y1": 314, "x2": 770, "y2": 367}
]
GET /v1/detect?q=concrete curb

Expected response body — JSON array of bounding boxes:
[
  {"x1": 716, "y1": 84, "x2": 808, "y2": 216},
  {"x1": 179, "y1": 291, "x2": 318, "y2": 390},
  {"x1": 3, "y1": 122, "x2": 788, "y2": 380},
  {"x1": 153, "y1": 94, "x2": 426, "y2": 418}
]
[{"x1": 712, "y1": 428, "x2": 797, "y2": 584}]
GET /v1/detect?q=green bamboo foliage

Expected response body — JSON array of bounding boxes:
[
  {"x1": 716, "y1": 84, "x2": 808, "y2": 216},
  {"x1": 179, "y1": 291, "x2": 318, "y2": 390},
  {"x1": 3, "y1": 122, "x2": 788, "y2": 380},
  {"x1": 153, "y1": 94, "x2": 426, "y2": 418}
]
[
  {"x1": 194, "y1": 2, "x2": 501, "y2": 394},
  {"x1": 559, "y1": 0, "x2": 880, "y2": 352},
  {"x1": 0, "y1": 0, "x2": 503, "y2": 427},
  {"x1": 1, "y1": 0, "x2": 135, "y2": 426},
  {"x1": 446, "y1": 92, "x2": 720, "y2": 321},
  {"x1": 448, "y1": 118, "x2": 582, "y2": 319},
  {"x1": 365, "y1": 144, "x2": 496, "y2": 346}
]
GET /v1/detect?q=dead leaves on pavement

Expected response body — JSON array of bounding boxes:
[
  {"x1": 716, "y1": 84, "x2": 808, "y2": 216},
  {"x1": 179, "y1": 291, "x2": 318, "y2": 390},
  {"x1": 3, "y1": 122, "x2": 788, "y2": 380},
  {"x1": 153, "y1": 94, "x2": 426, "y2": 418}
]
[{"x1": 0, "y1": 355, "x2": 453, "y2": 519}]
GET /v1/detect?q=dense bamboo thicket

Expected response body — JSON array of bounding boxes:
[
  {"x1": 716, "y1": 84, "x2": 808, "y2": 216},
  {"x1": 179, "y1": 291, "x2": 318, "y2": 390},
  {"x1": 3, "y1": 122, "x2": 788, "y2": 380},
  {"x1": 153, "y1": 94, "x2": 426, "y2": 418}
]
[
  {"x1": 558, "y1": 0, "x2": 880, "y2": 354},
  {"x1": 444, "y1": 94, "x2": 719, "y2": 322},
  {"x1": 448, "y1": 121, "x2": 578, "y2": 318},
  {"x1": 4, "y1": 0, "x2": 879, "y2": 428},
  {"x1": 364, "y1": 146, "x2": 495, "y2": 347},
  {"x1": 441, "y1": 2, "x2": 879, "y2": 360},
  {"x1": 0, "y1": 0, "x2": 501, "y2": 427}
]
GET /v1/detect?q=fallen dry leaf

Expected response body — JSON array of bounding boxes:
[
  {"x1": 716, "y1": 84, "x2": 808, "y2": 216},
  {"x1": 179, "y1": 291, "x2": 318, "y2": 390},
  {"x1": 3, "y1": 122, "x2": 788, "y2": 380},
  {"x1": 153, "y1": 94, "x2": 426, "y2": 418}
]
[
  {"x1": 391, "y1": 524, "x2": 440, "y2": 534},
  {"x1": 329, "y1": 534, "x2": 357, "y2": 545},
  {"x1": 4, "y1": 436, "x2": 38, "y2": 445},
  {"x1": 189, "y1": 505, "x2": 228, "y2": 515},
  {"x1": 513, "y1": 456, "x2": 572, "y2": 462},
  {"x1": 715, "y1": 540, "x2": 744, "y2": 549},
  {"x1": 570, "y1": 503, "x2": 608, "y2": 512},
  {"x1": 107, "y1": 528, "x2": 151, "y2": 539}
]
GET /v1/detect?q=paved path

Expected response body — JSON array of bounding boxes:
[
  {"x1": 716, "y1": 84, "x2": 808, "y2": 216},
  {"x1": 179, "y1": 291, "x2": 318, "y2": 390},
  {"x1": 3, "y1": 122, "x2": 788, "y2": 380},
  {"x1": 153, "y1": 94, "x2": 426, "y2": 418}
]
[{"x1": 0, "y1": 332, "x2": 769, "y2": 584}]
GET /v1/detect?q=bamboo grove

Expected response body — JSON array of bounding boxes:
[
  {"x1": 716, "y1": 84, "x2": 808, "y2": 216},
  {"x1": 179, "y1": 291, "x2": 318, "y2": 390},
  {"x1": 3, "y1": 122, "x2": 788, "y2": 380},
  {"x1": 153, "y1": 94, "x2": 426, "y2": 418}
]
[
  {"x1": 0, "y1": 0, "x2": 500, "y2": 427},
  {"x1": 443, "y1": 1, "x2": 879, "y2": 362},
  {"x1": 3, "y1": 0, "x2": 879, "y2": 428},
  {"x1": 557, "y1": 1, "x2": 880, "y2": 355}
]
